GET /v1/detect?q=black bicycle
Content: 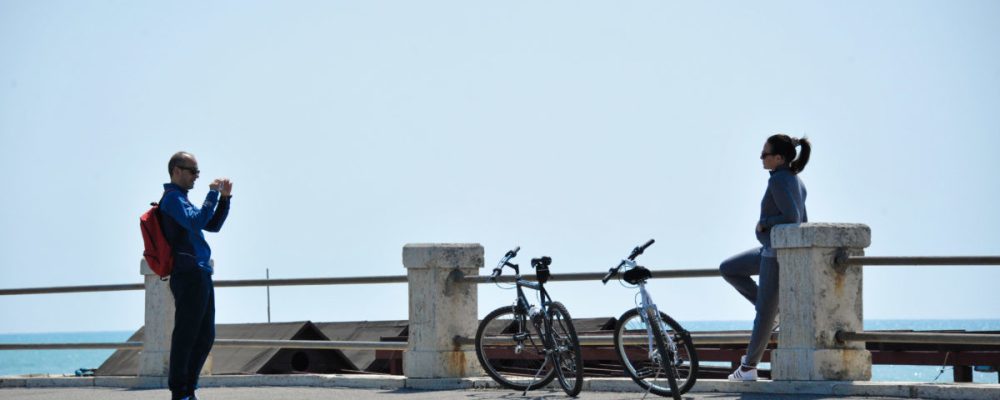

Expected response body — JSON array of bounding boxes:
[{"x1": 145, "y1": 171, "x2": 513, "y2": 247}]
[
  {"x1": 475, "y1": 247, "x2": 584, "y2": 397},
  {"x1": 602, "y1": 239, "x2": 699, "y2": 399}
]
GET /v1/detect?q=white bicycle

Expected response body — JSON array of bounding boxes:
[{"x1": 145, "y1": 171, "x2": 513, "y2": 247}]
[{"x1": 602, "y1": 239, "x2": 699, "y2": 399}]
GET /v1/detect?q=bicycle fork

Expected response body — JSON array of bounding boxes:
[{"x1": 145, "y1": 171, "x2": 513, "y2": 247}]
[{"x1": 638, "y1": 284, "x2": 681, "y2": 367}]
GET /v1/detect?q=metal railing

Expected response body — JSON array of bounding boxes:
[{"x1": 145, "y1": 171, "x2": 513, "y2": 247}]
[
  {"x1": 0, "y1": 273, "x2": 414, "y2": 352},
  {"x1": 833, "y1": 253, "x2": 1000, "y2": 349},
  {"x1": 0, "y1": 275, "x2": 409, "y2": 296},
  {"x1": 0, "y1": 269, "x2": 723, "y2": 296},
  {"x1": 461, "y1": 268, "x2": 719, "y2": 284},
  {"x1": 459, "y1": 332, "x2": 777, "y2": 347},
  {"x1": 836, "y1": 254, "x2": 1000, "y2": 266},
  {"x1": 0, "y1": 267, "x2": 721, "y2": 353},
  {"x1": 0, "y1": 342, "x2": 144, "y2": 350},
  {"x1": 0, "y1": 339, "x2": 407, "y2": 351},
  {"x1": 837, "y1": 331, "x2": 1000, "y2": 346},
  {"x1": 2, "y1": 256, "x2": 997, "y2": 353}
]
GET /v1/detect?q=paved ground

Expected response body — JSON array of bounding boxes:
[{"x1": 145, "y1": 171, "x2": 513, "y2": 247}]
[{"x1": 0, "y1": 387, "x2": 904, "y2": 400}]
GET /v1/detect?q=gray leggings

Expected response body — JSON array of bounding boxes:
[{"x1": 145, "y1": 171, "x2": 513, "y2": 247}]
[{"x1": 720, "y1": 247, "x2": 779, "y2": 367}]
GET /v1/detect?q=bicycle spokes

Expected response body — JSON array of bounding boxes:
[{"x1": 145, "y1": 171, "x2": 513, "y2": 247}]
[
  {"x1": 614, "y1": 308, "x2": 698, "y2": 398},
  {"x1": 475, "y1": 307, "x2": 556, "y2": 391}
]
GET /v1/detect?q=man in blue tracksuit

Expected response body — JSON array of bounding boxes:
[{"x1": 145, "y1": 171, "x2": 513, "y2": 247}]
[{"x1": 160, "y1": 151, "x2": 232, "y2": 400}]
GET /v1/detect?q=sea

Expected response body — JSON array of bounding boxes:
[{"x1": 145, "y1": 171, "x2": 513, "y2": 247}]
[{"x1": 1, "y1": 319, "x2": 997, "y2": 383}]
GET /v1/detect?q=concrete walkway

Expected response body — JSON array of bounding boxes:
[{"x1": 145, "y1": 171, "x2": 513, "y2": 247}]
[
  {"x1": 0, "y1": 386, "x2": 908, "y2": 400},
  {"x1": 1, "y1": 375, "x2": 997, "y2": 400}
]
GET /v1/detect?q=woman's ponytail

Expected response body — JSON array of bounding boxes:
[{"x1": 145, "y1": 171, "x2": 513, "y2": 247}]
[
  {"x1": 767, "y1": 134, "x2": 812, "y2": 174},
  {"x1": 790, "y1": 137, "x2": 811, "y2": 174}
]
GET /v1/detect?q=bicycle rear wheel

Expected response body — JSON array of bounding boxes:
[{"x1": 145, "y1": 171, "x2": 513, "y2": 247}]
[
  {"x1": 475, "y1": 306, "x2": 556, "y2": 391},
  {"x1": 547, "y1": 302, "x2": 584, "y2": 396},
  {"x1": 613, "y1": 308, "x2": 699, "y2": 398}
]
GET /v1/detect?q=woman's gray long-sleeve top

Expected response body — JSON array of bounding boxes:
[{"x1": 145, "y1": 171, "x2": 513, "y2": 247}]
[{"x1": 756, "y1": 166, "x2": 807, "y2": 257}]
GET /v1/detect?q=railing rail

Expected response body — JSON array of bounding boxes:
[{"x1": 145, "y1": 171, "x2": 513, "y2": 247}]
[
  {"x1": 837, "y1": 330, "x2": 1000, "y2": 346},
  {"x1": 0, "y1": 275, "x2": 410, "y2": 296},
  {"x1": 836, "y1": 255, "x2": 1000, "y2": 266},
  {"x1": 0, "y1": 283, "x2": 145, "y2": 296},
  {"x1": 6, "y1": 254, "x2": 999, "y2": 296},
  {"x1": 0, "y1": 332, "x2": 775, "y2": 352},
  {"x1": 10, "y1": 330, "x2": 998, "y2": 351},
  {"x1": 459, "y1": 331, "x2": 778, "y2": 347},
  {"x1": 0, "y1": 339, "x2": 407, "y2": 351},
  {"x1": 0, "y1": 269, "x2": 721, "y2": 296},
  {"x1": 463, "y1": 268, "x2": 719, "y2": 283},
  {"x1": 0, "y1": 342, "x2": 144, "y2": 350}
]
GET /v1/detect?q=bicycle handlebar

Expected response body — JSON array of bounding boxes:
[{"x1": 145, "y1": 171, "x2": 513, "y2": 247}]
[
  {"x1": 601, "y1": 260, "x2": 626, "y2": 284},
  {"x1": 630, "y1": 239, "x2": 655, "y2": 260},
  {"x1": 506, "y1": 246, "x2": 521, "y2": 259},
  {"x1": 601, "y1": 239, "x2": 655, "y2": 284},
  {"x1": 490, "y1": 246, "x2": 521, "y2": 279}
]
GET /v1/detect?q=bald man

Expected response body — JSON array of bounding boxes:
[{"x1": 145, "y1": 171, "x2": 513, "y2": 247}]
[{"x1": 159, "y1": 151, "x2": 232, "y2": 400}]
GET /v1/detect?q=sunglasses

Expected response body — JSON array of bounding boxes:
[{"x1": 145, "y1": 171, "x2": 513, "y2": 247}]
[
  {"x1": 177, "y1": 166, "x2": 200, "y2": 175},
  {"x1": 760, "y1": 152, "x2": 777, "y2": 160}
]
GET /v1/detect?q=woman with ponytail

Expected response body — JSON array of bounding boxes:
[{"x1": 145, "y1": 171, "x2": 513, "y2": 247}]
[{"x1": 720, "y1": 134, "x2": 811, "y2": 381}]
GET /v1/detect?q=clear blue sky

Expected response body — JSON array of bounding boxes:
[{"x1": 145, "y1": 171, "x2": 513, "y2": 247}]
[{"x1": 1, "y1": 1, "x2": 998, "y2": 334}]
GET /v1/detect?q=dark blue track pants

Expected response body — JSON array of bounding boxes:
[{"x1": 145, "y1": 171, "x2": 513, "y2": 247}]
[
  {"x1": 720, "y1": 247, "x2": 779, "y2": 367},
  {"x1": 168, "y1": 267, "x2": 215, "y2": 397}
]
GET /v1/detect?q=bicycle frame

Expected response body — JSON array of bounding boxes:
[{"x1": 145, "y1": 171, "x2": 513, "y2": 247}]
[
  {"x1": 507, "y1": 265, "x2": 563, "y2": 395},
  {"x1": 635, "y1": 277, "x2": 678, "y2": 362},
  {"x1": 511, "y1": 268, "x2": 553, "y2": 345}
]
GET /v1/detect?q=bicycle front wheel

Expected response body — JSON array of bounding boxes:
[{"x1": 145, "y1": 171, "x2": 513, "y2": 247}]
[
  {"x1": 613, "y1": 308, "x2": 699, "y2": 398},
  {"x1": 547, "y1": 302, "x2": 584, "y2": 396},
  {"x1": 475, "y1": 306, "x2": 556, "y2": 391}
]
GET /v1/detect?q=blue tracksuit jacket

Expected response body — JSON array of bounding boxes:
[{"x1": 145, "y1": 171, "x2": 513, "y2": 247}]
[
  {"x1": 755, "y1": 166, "x2": 807, "y2": 257},
  {"x1": 159, "y1": 183, "x2": 231, "y2": 274}
]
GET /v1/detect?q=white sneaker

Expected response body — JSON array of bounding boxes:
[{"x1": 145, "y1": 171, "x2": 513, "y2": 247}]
[{"x1": 728, "y1": 356, "x2": 758, "y2": 381}]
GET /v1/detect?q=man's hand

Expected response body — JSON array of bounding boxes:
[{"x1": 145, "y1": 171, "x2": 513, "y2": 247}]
[
  {"x1": 210, "y1": 178, "x2": 233, "y2": 196},
  {"x1": 220, "y1": 178, "x2": 233, "y2": 197}
]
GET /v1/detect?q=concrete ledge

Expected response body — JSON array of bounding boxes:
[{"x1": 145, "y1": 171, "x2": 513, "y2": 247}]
[
  {"x1": 691, "y1": 379, "x2": 999, "y2": 400},
  {"x1": 772, "y1": 223, "x2": 871, "y2": 249},
  {"x1": 405, "y1": 378, "x2": 474, "y2": 390},
  {"x1": 0, "y1": 376, "x2": 92, "y2": 388},
  {"x1": 2, "y1": 375, "x2": 997, "y2": 399},
  {"x1": 401, "y1": 243, "x2": 484, "y2": 271},
  {"x1": 202, "y1": 374, "x2": 406, "y2": 390},
  {"x1": 0, "y1": 378, "x2": 26, "y2": 388}
]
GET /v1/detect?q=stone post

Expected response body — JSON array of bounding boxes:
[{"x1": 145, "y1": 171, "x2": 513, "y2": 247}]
[
  {"x1": 770, "y1": 223, "x2": 872, "y2": 381},
  {"x1": 139, "y1": 259, "x2": 174, "y2": 377},
  {"x1": 138, "y1": 259, "x2": 213, "y2": 380},
  {"x1": 402, "y1": 244, "x2": 483, "y2": 378}
]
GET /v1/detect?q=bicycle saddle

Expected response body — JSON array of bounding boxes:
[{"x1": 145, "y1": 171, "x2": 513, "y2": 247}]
[
  {"x1": 623, "y1": 265, "x2": 652, "y2": 285},
  {"x1": 531, "y1": 256, "x2": 552, "y2": 284}
]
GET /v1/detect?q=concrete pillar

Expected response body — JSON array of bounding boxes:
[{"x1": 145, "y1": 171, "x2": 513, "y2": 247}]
[
  {"x1": 138, "y1": 259, "x2": 212, "y2": 379},
  {"x1": 771, "y1": 223, "x2": 872, "y2": 381},
  {"x1": 402, "y1": 244, "x2": 483, "y2": 378},
  {"x1": 139, "y1": 259, "x2": 174, "y2": 377}
]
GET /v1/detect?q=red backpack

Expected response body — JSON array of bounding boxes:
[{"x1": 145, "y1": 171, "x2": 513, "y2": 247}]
[{"x1": 140, "y1": 197, "x2": 173, "y2": 278}]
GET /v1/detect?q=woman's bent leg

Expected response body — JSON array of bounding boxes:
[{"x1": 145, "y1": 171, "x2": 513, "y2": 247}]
[{"x1": 719, "y1": 248, "x2": 763, "y2": 305}]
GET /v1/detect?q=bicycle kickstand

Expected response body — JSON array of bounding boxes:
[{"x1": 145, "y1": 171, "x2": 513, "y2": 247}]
[{"x1": 524, "y1": 356, "x2": 551, "y2": 397}]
